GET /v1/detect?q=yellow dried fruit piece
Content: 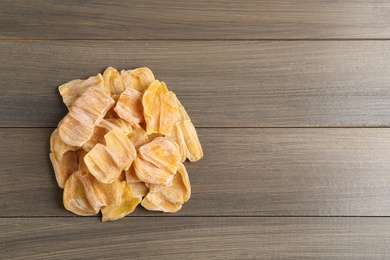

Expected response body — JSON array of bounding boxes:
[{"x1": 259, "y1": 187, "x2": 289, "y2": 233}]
[
  {"x1": 101, "y1": 181, "x2": 141, "y2": 222},
  {"x1": 84, "y1": 128, "x2": 136, "y2": 183},
  {"x1": 142, "y1": 80, "x2": 169, "y2": 135},
  {"x1": 129, "y1": 182, "x2": 149, "y2": 198},
  {"x1": 79, "y1": 170, "x2": 122, "y2": 211},
  {"x1": 120, "y1": 67, "x2": 155, "y2": 93},
  {"x1": 59, "y1": 74, "x2": 104, "y2": 109},
  {"x1": 103, "y1": 67, "x2": 126, "y2": 95},
  {"x1": 50, "y1": 128, "x2": 78, "y2": 162},
  {"x1": 63, "y1": 171, "x2": 98, "y2": 216},
  {"x1": 114, "y1": 88, "x2": 144, "y2": 127},
  {"x1": 49, "y1": 128, "x2": 79, "y2": 188},
  {"x1": 166, "y1": 121, "x2": 203, "y2": 162},
  {"x1": 63, "y1": 170, "x2": 123, "y2": 216},
  {"x1": 159, "y1": 91, "x2": 180, "y2": 135},
  {"x1": 59, "y1": 87, "x2": 114, "y2": 147},
  {"x1": 141, "y1": 163, "x2": 190, "y2": 212},
  {"x1": 50, "y1": 151, "x2": 79, "y2": 189},
  {"x1": 104, "y1": 118, "x2": 133, "y2": 135},
  {"x1": 134, "y1": 156, "x2": 174, "y2": 185},
  {"x1": 139, "y1": 137, "x2": 180, "y2": 175},
  {"x1": 128, "y1": 126, "x2": 149, "y2": 149}
]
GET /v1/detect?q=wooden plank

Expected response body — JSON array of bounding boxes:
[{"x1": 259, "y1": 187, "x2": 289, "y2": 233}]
[
  {"x1": 2, "y1": 41, "x2": 390, "y2": 127},
  {"x1": 1, "y1": 1, "x2": 390, "y2": 39},
  {"x1": 2, "y1": 128, "x2": 390, "y2": 217},
  {"x1": 2, "y1": 217, "x2": 390, "y2": 259}
]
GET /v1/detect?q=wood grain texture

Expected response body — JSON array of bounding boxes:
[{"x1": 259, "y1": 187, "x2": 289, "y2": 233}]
[
  {"x1": 2, "y1": 128, "x2": 390, "y2": 217},
  {"x1": 2, "y1": 41, "x2": 390, "y2": 127},
  {"x1": 1, "y1": 0, "x2": 390, "y2": 39},
  {"x1": 2, "y1": 217, "x2": 390, "y2": 259}
]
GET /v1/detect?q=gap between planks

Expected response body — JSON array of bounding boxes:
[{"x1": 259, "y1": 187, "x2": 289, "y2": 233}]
[{"x1": 2, "y1": 38, "x2": 390, "y2": 41}]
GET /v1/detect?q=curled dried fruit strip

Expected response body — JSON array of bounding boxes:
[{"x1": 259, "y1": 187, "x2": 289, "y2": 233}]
[
  {"x1": 101, "y1": 181, "x2": 141, "y2": 222},
  {"x1": 121, "y1": 67, "x2": 155, "y2": 93},
  {"x1": 59, "y1": 87, "x2": 114, "y2": 147},
  {"x1": 59, "y1": 74, "x2": 104, "y2": 109},
  {"x1": 84, "y1": 128, "x2": 136, "y2": 183},
  {"x1": 141, "y1": 162, "x2": 190, "y2": 213},
  {"x1": 166, "y1": 121, "x2": 203, "y2": 162},
  {"x1": 138, "y1": 137, "x2": 180, "y2": 175},
  {"x1": 63, "y1": 170, "x2": 98, "y2": 216},
  {"x1": 50, "y1": 128, "x2": 79, "y2": 188},
  {"x1": 63, "y1": 170, "x2": 122, "y2": 216},
  {"x1": 114, "y1": 88, "x2": 144, "y2": 127}
]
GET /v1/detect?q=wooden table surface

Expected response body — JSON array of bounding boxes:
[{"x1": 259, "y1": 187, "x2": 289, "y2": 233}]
[{"x1": 1, "y1": 1, "x2": 390, "y2": 259}]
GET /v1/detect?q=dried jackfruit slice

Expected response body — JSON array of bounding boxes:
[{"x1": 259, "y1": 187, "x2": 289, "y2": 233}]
[
  {"x1": 84, "y1": 128, "x2": 136, "y2": 183},
  {"x1": 50, "y1": 151, "x2": 79, "y2": 189},
  {"x1": 104, "y1": 94, "x2": 120, "y2": 118},
  {"x1": 79, "y1": 170, "x2": 122, "y2": 212},
  {"x1": 50, "y1": 128, "x2": 79, "y2": 188},
  {"x1": 128, "y1": 126, "x2": 149, "y2": 149},
  {"x1": 142, "y1": 80, "x2": 168, "y2": 135},
  {"x1": 120, "y1": 67, "x2": 155, "y2": 93},
  {"x1": 143, "y1": 80, "x2": 189, "y2": 135},
  {"x1": 159, "y1": 91, "x2": 180, "y2": 135},
  {"x1": 59, "y1": 87, "x2": 114, "y2": 147},
  {"x1": 166, "y1": 121, "x2": 203, "y2": 162},
  {"x1": 101, "y1": 181, "x2": 141, "y2": 222},
  {"x1": 104, "y1": 118, "x2": 133, "y2": 135},
  {"x1": 114, "y1": 88, "x2": 144, "y2": 127},
  {"x1": 134, "y1": 156, "x2": 174, "y2": 185},
  {"x1": 103, "y1": 67, "x2": 126, "y2": 95},
  {"x1": 141, "y1": 163, "x2": 191, "y2": 212},
  {"x1": 138, "y1": 137, "x2": 181, "y2": 175},
  {"x1": 125, "y1": 165, "x2": 149, "y2": 198},
  {"x1": 50, "y1": 128, "x2": 78, "y2": 163},
  {"x1": 63, "y1": 170, "x2": 99, "y2": 216},
  {"x1": 59, "y1": 74, "x2": 104, "y2": 109}
]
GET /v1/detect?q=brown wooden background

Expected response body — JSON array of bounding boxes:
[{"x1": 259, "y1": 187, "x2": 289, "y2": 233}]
[{"x1": 1, "y1": 1, "x2": 390, "y2": 259}]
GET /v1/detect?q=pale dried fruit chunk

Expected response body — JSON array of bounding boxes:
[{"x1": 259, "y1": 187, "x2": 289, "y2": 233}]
[
  {"x1": 141, "y1": 163, "x2": 191, "y2": 212},
  {"x1": 159, "y1": 91, "x2": 180, "y2": 135},
  {"x1": 84, "y1": 128, "x2": 136, "y2": 183},
  {"x1": 59, "y1": 87, "x2": 114, "y2": 147},
  {"x1": 121, "y1": 67, "x2": 155, "y2": 93},
  {"x1": 142, "y1": 80, "x2": 168, "y2": 135},
  {"x1": 50, "y1": 128, "x2": 78, "y2": 162},
  {"x1": 79, "y1": 170, "x2": 122, "y2": 212},
  {"x1": 125, "y1": 165, "x2": 149, "y2": 198},
  {"x1": 138, "y1": 137, "x2": 180, "y2": 175},
  {"x1": 166, "y1": 121, "x2": 203, "y2": 162},
  {"x1": 101, "y1": 181, "x2": 141, "y2": 222},
  {"x1": 105, "y1": 118, "x2": 133, "y2": 135},
  {"x1": 114, "y1": 88, "x2": 144, "y2": 127},
  {"x1": 129, "y1": 182, "x2": 149, "y2": 198},
  {"x1": 134, "y1": 156, "x2": 174, "y2": 185},
  {"x1": 63, "y1": 170, "x2": 98, "y2": 216},
  {"x1": 59, "y1": 74, "x2": 104, "y2": 109},
  {"x1": 82, "y1": 120, "x2": 113, "y2": 152},
  {"x1": 50, "y1": 128, "x2": 79, "y2": 188},
  {"x1": 103, "y1": 67, "x2": 126, "y2": 95},
  {"x1": 50, "y1": 151, "x2": 79, "y2": 189},
  {"x1": 128, "y1": 126, "x2": 149, "y2": 149},
  {"x1": 84, "y1": 144, "x2": 120, "y2": 183},
  {"x1": 143, "y1": 80, "x2": 187, "y2": 135},
  {"x1": 104, "y1": 95, "x2": 120, "y2": 118},
  {"x1": 134, "y1": 138, "x2": 180, "y2": 185}
]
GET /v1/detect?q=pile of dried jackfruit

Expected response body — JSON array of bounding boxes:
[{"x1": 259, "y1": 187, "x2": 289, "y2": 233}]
[{"x1": 49, "y1": 67, "x2": 203, "y2": 221}]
